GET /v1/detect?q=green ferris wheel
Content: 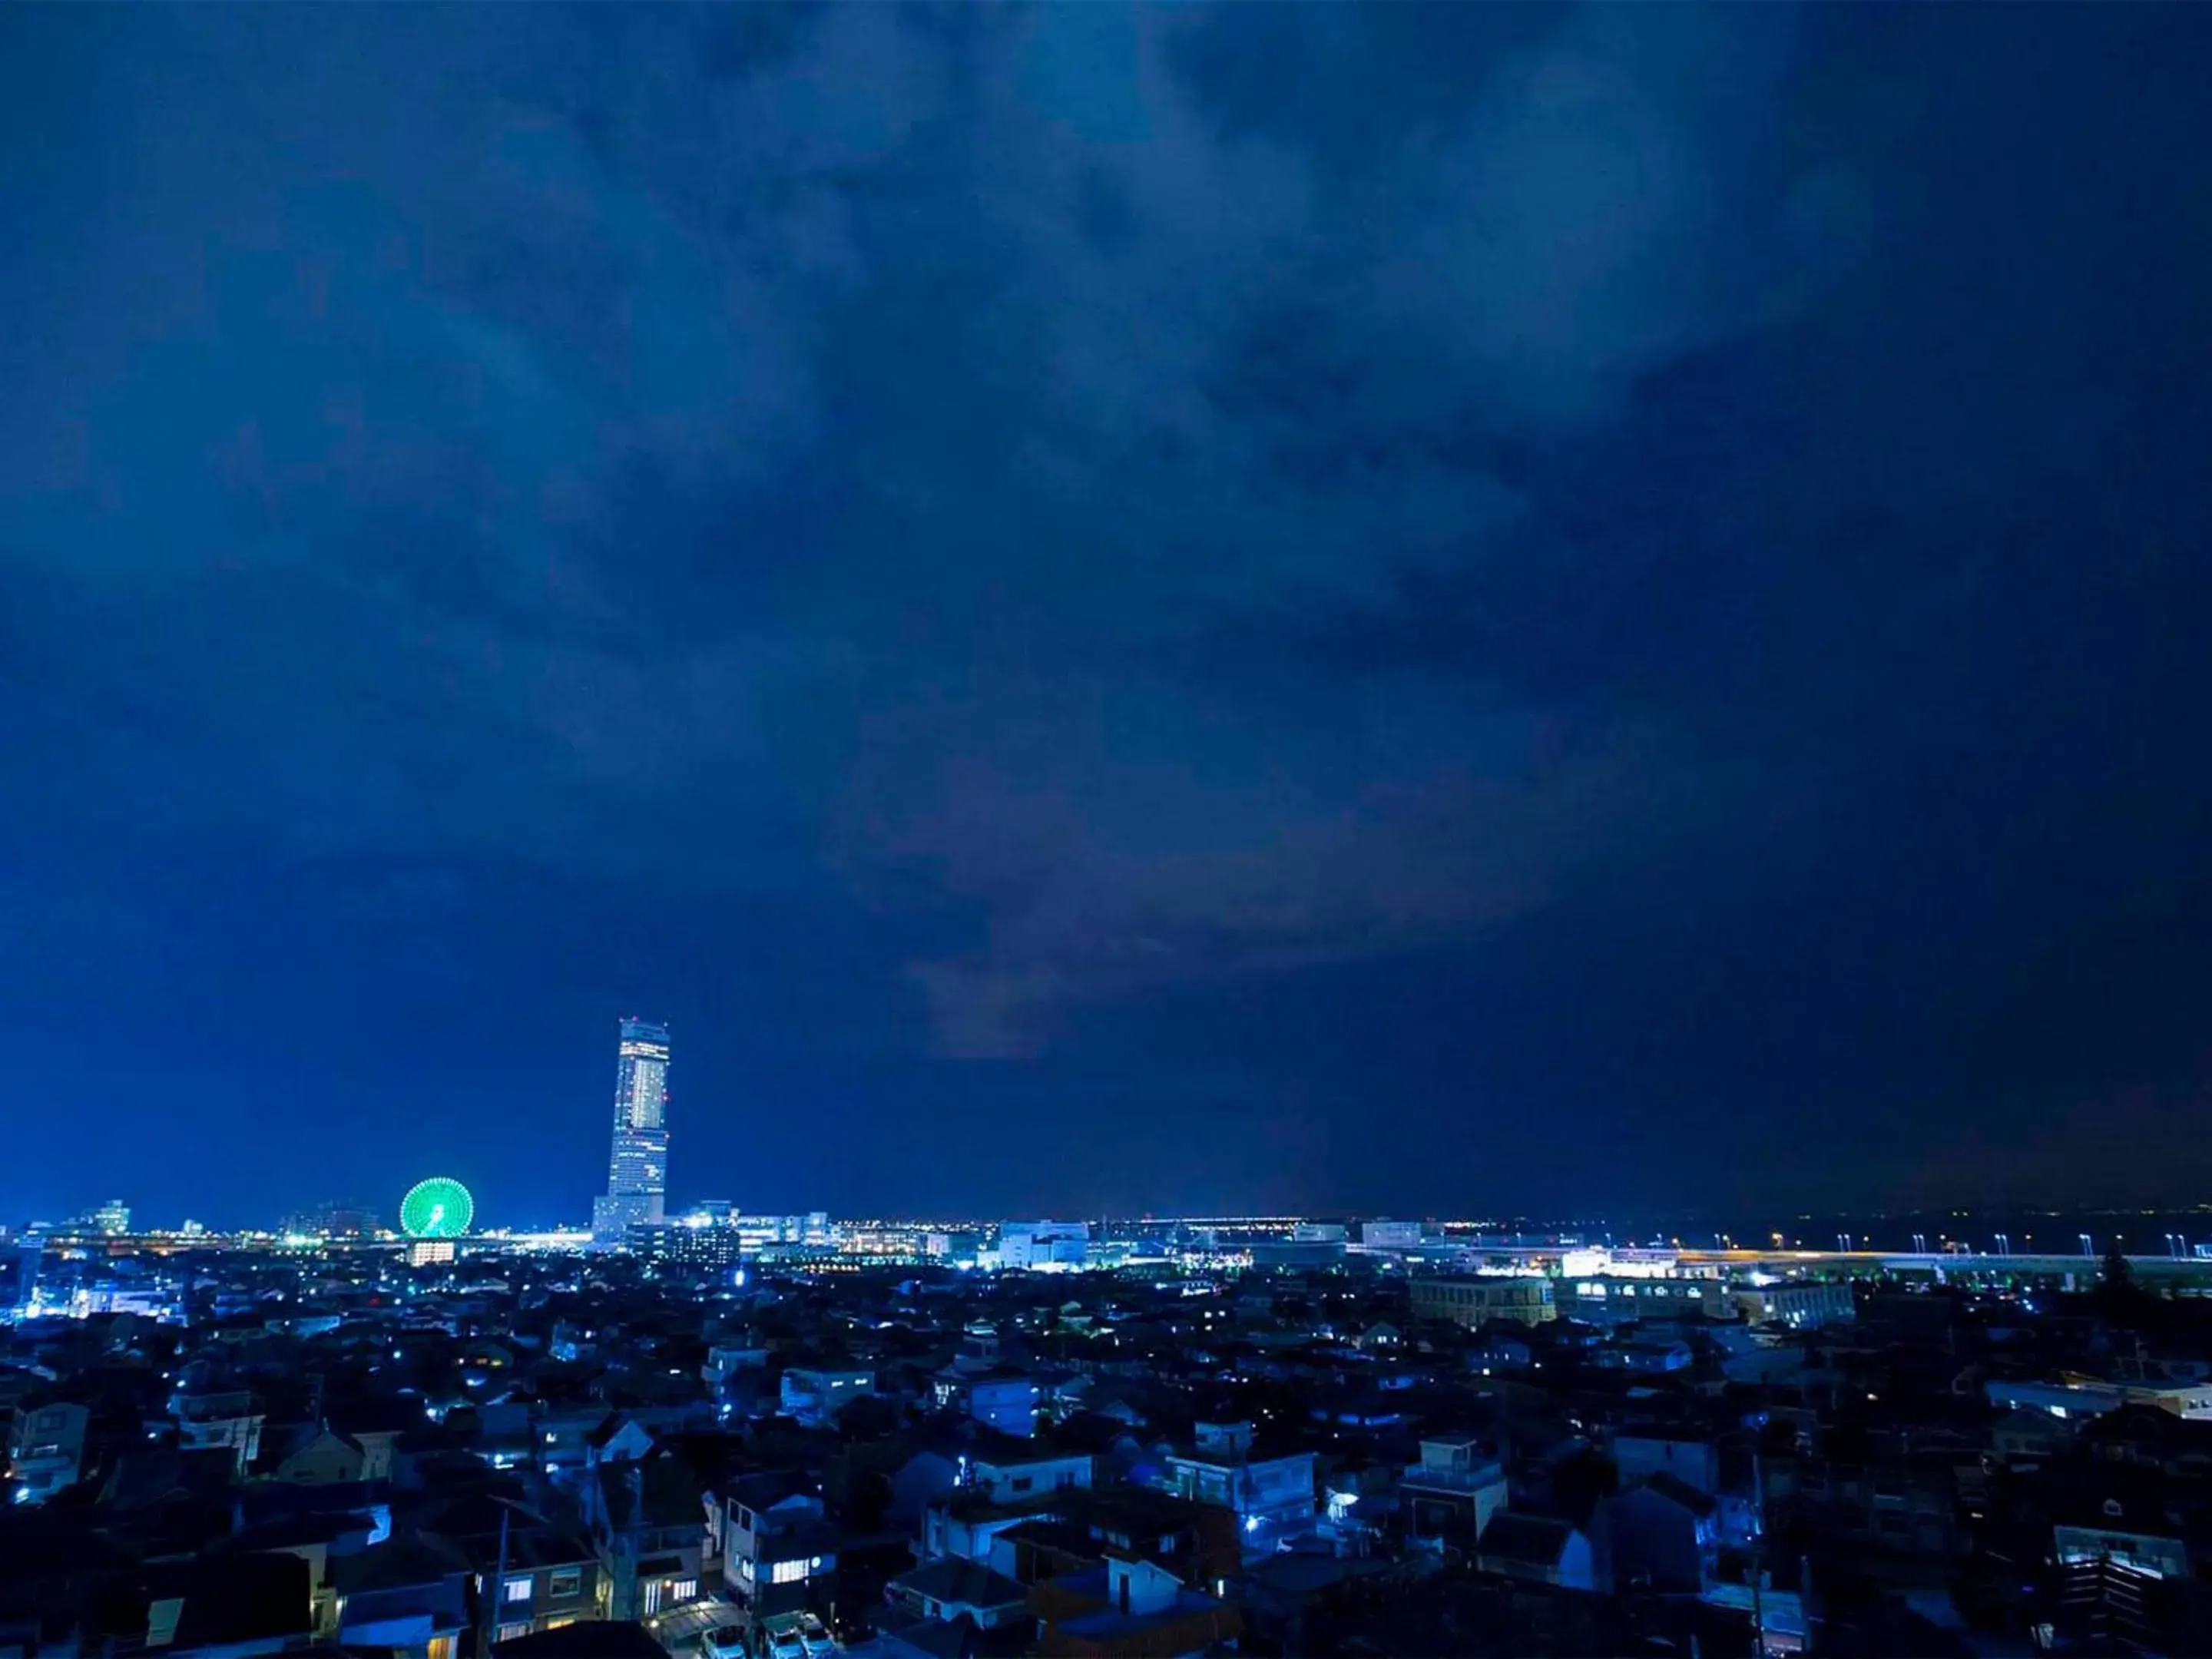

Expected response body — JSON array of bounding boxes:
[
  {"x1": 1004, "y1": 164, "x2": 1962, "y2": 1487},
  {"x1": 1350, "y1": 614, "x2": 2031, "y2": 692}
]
[{"x1": 399, "y1": 1177, "x2": 475, "y2": 1239}]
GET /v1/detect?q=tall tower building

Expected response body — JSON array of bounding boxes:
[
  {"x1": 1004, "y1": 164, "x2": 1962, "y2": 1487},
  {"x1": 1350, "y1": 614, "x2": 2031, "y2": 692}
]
[{"x1": 592, "y1": 1018, "x2": 671, "y2": 1242}]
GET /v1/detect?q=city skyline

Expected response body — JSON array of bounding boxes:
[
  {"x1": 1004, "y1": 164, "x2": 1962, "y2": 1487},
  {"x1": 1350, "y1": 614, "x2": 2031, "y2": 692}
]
[{"x1": 8, "y1": 8, "x2": 2212, "y2": 1225}]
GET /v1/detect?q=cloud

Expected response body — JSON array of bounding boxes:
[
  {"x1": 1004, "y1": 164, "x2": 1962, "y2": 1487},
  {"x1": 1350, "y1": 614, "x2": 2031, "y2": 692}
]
[
  {"x1": 0, "y1": 4, "x2": 1858, "y2": 1053},
  {"x1": 8, "y1": 0, "x2": 2212, "y2": 1214}
]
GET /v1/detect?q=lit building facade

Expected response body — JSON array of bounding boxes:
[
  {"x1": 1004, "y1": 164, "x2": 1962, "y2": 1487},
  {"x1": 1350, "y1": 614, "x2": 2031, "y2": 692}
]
[
  {"x1": 1701, "y1": 1278, "x2": 1855, "y2": 1329},
  {"x1": 1361, "y1": 1219, "x2": 1426, "y2": 1250},
  {"x1": 1409, "y1": 1275, "x2": 1558, "y2": 1328},
  {"x1": 995, "y1": 1220, "x2": 1089, "y2": 1270},
  {"x1": 593, "y1": 1018, "x2": 671, "y2": 1243},
  {"x1": 628, "y1": 1222, "x2": 745, "y2": 1273}
]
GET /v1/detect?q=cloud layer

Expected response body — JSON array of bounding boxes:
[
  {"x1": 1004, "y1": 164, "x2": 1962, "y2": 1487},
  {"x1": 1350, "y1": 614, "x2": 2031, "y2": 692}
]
[{"x1": 5, "y1": 5, "x2": 2211, "y2": 1220}]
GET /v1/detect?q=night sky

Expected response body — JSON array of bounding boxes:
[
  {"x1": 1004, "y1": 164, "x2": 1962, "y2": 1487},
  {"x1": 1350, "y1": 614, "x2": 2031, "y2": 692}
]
[{"x1": 5, "y1": 6, "x2": 2212, "y2": 1230}]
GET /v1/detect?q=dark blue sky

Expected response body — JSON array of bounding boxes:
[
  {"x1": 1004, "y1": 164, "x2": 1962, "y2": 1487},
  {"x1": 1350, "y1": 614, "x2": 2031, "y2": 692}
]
[{"x1": 5, "y1": 5, "x2": 2211, "y2": 1229}]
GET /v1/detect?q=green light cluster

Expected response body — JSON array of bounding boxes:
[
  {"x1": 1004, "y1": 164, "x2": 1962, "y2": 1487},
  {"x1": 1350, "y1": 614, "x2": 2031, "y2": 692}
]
[{"x1": 399, "y1": 1177, "x2": 474, "y2": 1239}]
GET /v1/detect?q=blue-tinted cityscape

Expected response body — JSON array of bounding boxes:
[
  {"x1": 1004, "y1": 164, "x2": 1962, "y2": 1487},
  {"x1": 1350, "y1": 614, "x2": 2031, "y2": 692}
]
[
  {"x1": 12, "y1": 2, "x2": 2212, "y2": 1655},
  {"x1": 10, "y1": 1021, "x2": 2212, "y2": 1653}
]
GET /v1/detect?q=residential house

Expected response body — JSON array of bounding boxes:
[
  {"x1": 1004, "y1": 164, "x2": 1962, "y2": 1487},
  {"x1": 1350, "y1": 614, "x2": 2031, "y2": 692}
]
[
  {"x1": 780, "y1": 1367, "x2": 873, "y2": 1429},
  {"x1": 333, "y1": 1539, "x2": 472, "y2": 1659},
  {"x1": 922, "y1": 1488, "x2": 1056, "y2": 1568},
  {"x1": 1400, "y1": 1436, "x2": 1508, "y2": 1548},
  {"x1": 887, "y1": 1558, "x2": 1031, "y2": 1630},
  {"x1": 703, "y1": 1345, "x2": 769, "y2": 1392},
  {"x1": 583, "y1": 1458, "x2": 708, "y2": 1621},
  {"x1": 133, "y1": 1553, "x2": 316, "y2": 1659},
  {"x1": 933, "y1": 1364, "x2": 1043, "y2": 1436},
  {"x1": 171, "y1": 1386, "x2": 264, "y2": 1475},
  {"x1": 1031, "y1": 1555, "x2": 1241, "y2": 1658},
  {"x1": 1605, "y1": 1339, "x2": 1694, "y2": 1376},
  {"x1": 724, "y1": 1472, "x2": 839, "y2": 1627},
  {"x1": 969, "y1": 1442, "x2": 1094, "y2": 1505},
  {"x1": 1612, "y1": 1432, "x2": 1722, "y2": 1495},
  {"x1": 1702, "y1": 1280, "x2": 1854, "y2": 1330},
  {"x1": 270, "y1": 1426, "x2": 368, "y2": 1485},
  {"x1": 235, "y1": 1508, "x2": 379, "y2": 1638},
  {"x1": 482, "y1": 1532, "x2": 606, "y2": 1645},
  {"x1": 535, "y1": 1407, "x2": 610, "y2": 1475},
  {"x1": 2055, "y1": 1494, "x2": 2191, "y2": 1580},
  {"x1": 1163, "y1": 1421, "x2": 1316, "y2": 1538},
  {"x1": 1765, "y1": 1439, "x2": 1963, "y2": 1557},
  {"x1": 327, "y1": 1399, "x2": 414, "y2": 1483},
  {"x1": 1476, "y1": 1512, "x2": 1599, "y2": 1592},
  {"x1": 1991, "y1": 1406, "x2": 2076, "y2": 1467},
  {"x1": 6, "y1": 1400, "x2": 88, "y2": 1503},
  {"x1": 2080, "y1": 1402, "x2": 2212, "y2": 1479},
  {"x1": 1606, "y1": 1474, "x2": 1720, "y2": 1593}
]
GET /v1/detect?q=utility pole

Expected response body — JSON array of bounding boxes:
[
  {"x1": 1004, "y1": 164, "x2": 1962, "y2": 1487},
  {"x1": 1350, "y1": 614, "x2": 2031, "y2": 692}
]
[
  {"x1": 1750, "y1": 1445, "x2": 1767, "y2": 1657},
  {"x1": 479, "y1": 1500, "x2": 512, "y2": 1659}
]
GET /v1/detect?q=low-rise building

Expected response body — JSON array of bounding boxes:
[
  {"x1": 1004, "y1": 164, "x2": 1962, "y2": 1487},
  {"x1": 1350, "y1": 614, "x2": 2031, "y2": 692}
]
[
  {"x1": 270, "y1": 1425, "x2": 369, "y2": 1485},
  {"x1": 482, "y1": 1534, "x2": 606, "y2": 1644},
  {"x1": 333, "y1": 1541, "x2": 472, "y2": 1657},
  {"x1": 724, "y1": 1475, "x2": 839, "y2": 1627},
  {"x1": 1163, "y1": 1421, "x2": 1316, "y2": 1537},
  {"x1": 1612, "y1": 1432, "x2": 1723, "y2": 1495},
  {"x1": 1360, "y1": 1220, "x2": 1425, "y2": 1250},
  {"x1": 1409, "y1": 1276, "x2": 1558, "y2": 1328},
  {"x1": 1606, "y1": 1474, "x2": 1720, "y2": 1593},
  {"x1": 7, "y1": 1399, "x2": 88, "y2": 1503},
  {"x1": 965, "y1": 1368, "x2": 1042, "y2": 1437},
  {"x1": 1031, "y1": 1556, "x2": 1240, "y2": 1657},
  {"x1": 1476, "y1": 1512, "x2": 1598, "y2": 1591},
  {"x1": 1400, "y1": 1435, "x2": 1508, "y2": 1548},
  {"x1": 969, "y1": 1444, "x2": 1094, "y2": 1505},
  {"x1": 1702, "y1": 1279, "x2": 1854, "y2": 1330},
  {"x1": 887, "y1": 1558, "x2": 1031, "y2": 1630},
  {"x1": 998, "y1": 1222, "x2": 1090, "y2": 1273},
  {"x1": 171, "y1": 1386, "x2": 265, "y2": 1475},
  {"x1": 779, "y1": 1366, "x2": 873, "y2": 1429},
  {"x1": 584, "y1": 1459, "x2": 709, "y2": 1622},
  {"x1": 1555, "y1": 1275, "x2": 1707, "y2": 1324}
]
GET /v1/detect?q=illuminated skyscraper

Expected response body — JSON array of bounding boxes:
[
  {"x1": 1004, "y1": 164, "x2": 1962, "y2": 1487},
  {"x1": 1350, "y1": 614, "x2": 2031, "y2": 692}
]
[{"x1": 592, "y1": 1018, "x2": 671, "y2": 1242}]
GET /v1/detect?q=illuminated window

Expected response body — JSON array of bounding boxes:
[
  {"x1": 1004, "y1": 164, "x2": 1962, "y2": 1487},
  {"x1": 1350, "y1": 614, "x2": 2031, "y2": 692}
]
[
  {"x1": 771, "y1": 1558, "x2": 811, "y2": 1584},
  {"x1": 548, "y1": 1569, "x2": 581, "y2": 1598},
  {"x1": 504, "y1": 1578, "x2": 532, "y2": 1603},
  {"x1": 498, "y1": 1623, "x2": 531, "y2": 1643},
  {"x1": 669, "y1": 1579, "x2": 697, "y2": 1602}
]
